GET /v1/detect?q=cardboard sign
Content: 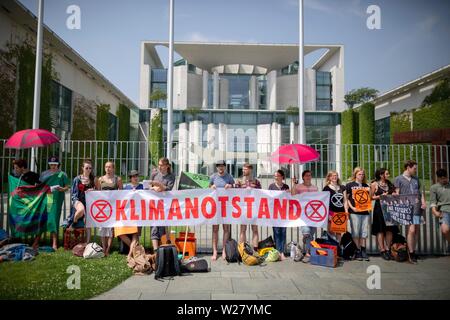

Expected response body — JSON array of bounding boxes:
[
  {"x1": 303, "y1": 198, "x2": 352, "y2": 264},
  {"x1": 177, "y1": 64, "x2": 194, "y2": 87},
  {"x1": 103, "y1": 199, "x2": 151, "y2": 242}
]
[
  {"x1": 329, "y1": 212, "x2": 348, "y2": 234},
  {"x1": 352, "y1": 188, "x2": 372, "y2": 212}
]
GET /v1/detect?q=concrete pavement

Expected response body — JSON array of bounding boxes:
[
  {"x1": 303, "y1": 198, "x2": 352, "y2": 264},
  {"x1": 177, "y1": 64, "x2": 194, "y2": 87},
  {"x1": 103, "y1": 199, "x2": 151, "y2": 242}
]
[{"x1": 93, "y1": 255, "x2": 450, "y2": 300}]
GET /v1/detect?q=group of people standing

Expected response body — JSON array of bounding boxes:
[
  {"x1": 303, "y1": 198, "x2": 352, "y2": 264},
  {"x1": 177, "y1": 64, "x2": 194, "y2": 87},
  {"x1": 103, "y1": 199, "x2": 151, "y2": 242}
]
[{"x1": 11, "y1": 156, "x2": 450, "y2": 263}]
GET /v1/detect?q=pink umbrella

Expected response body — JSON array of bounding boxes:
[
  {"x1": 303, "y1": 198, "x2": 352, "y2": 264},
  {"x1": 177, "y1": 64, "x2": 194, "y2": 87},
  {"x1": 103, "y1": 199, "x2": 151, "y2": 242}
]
[
  {"x1": 271, "y1": 144, "x2": 320, "y2": 165},
  {"x1": 5, "y1": 129, "x2": 60, "y2": 149}
]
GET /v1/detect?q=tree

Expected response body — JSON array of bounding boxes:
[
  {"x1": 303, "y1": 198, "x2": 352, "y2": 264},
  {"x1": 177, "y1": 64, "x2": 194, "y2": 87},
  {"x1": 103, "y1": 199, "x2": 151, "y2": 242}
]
[
  {"x1": 150, "y1": 88, "x2": 167, "y2": 108},
  {"x1": 421, "y1": 78, "x2": 450, "y2": 107},
  {"x1": 344, "y1": 87, "x2": 379, "y2": 109}
]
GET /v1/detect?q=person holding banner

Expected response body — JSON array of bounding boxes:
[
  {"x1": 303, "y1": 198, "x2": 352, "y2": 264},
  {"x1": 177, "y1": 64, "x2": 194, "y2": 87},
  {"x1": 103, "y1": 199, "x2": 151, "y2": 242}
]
[
  {"x1": 323, "y1": 170, "x2": 348, "y2": 242},
  {"x1": 370, "y1": 168, "x2": 399, "y2": 261},
  {"x1": 236, "y1": 163, "x2": 262, "y2": 251},
  {"x1": 70, "y1": 159, "x2": 96, "y2": 242},
  {"x1": 345, "y1": 167, "x2": 370, "y2": 261},
  {"x1": 149, "y1": 157, "x2": 175, "y2": 251},
  {"x1": 116, "y1": 170, "x2": 141, "y2": 258},
  {"x1": 430, "y1": 169, "x2": 450, "y2": 244},
  {"x1": 96, "y1": 161, "x2": 123, "y2": 256},
  {"x1": 209, "y1": 160, "x2": 234, "y2": 261},
  {"x1": 394, "y1": 160, "x2": 426, "y2": 263},
  {"x1": 292, "y1": 170, "x2": 318, "y2": 263},
  {"x1": 269, "y1": 169, "x2": 290, "y2": 260},
  {"x1": 39, "y1": 156, "x2": 70, "y2": 250}
]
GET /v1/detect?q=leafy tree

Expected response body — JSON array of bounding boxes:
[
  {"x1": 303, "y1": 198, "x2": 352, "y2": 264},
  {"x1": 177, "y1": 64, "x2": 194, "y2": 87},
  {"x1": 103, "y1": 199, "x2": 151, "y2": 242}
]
[
  {"x1": 344, "y1": 87, "x2": 379, "y2": 109},
  {"x1": 421, "y1": 78, "x2": 450, "y2": 107}
]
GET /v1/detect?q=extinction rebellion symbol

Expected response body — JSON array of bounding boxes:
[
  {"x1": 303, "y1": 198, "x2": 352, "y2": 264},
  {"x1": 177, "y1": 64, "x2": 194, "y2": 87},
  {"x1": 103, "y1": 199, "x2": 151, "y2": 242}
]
[
  {"x1": 305, "y1": 200, "x2": 327, "y2": 222},
  {"x1": 90, "y1": 200, "x2": 113, "y2": 223}
]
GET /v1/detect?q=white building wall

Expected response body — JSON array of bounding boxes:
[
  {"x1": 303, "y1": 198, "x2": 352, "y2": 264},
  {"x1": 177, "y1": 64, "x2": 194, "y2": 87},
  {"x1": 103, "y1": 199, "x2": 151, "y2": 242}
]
[
  {"x1": 220, "y1": 78, "x2": 229, "y2": 109},
  {"x1": 257, "y1": 124, "x2": 272, "y2": 175},
  {"x1": 178, "y1": 122, "x2": 189, "y2": 174},
  {"x1": 331, "y1": 67, "x2": 345, "y2": 112},
  {"x1": 267, "y1": 70, "x2": 277, "y2": 110},
  {"x1": 202, "y1": 70, "x2": 209, "y2": 108},
  {"x1": 276, "y1": 69, "x2": 315, "y2": 111},
  {"x1": 173, "y1": 65, "x2": 187, "y2": 109},
  {"x1": 187, "y1": 72, "x2": 203, "y2": 108},
  {"x1": 188, "y1": 120, "x2": 202, "y2": 173}
]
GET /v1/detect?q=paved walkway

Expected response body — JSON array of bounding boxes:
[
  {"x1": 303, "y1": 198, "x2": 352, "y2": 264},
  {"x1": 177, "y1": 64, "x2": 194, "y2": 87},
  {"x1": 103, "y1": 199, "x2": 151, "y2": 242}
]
[{"x1": 93, "y1": 255, "x2": 450, "y2": 300}]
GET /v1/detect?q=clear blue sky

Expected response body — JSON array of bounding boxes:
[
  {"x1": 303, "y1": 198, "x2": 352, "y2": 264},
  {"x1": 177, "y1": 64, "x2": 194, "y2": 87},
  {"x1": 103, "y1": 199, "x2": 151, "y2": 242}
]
[{"x1": 19, "y1": 0, "x2": 450, "y2": 106}]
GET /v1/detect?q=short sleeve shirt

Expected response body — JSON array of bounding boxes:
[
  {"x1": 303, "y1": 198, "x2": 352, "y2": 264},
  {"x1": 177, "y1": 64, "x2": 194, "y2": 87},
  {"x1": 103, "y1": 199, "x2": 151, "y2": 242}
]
[
  {"x1": 345, "y1": 181, "x2": 370, "y2": 215},
  {"x1": 268, "y1": 183, "x2": 289, "y2": 191},
  {"x1": 151, "y1": 171, "x2": 175, "y2": 191},
  {"x1": 394, "y1": 175, "x2": 421, "y2": 196},
  {"x1": 124, "y1": 183, "x2": 144, "y2": 190},
  {"x1": 294, "y1": 184, "x2": 318, "y2": 194},
  {"x1": 323, "y1": 185, "x2": 346, "y2": 213},
  {"x1": 209, "y1": 173, "x2": 235, "y2": 188}
]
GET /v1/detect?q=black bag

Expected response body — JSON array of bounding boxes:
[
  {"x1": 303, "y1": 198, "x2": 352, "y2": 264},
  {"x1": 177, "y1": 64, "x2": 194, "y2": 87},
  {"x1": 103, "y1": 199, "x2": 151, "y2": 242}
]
[
  {"x1": 257, "y1": 236, "x2": 275, "y2": 250},
  {"x1": 181, "y1": 258, "x2": 209, "y2": 273},
  {"x1": 225, "y1": 239, "x2": 241, "y2": 263},
  {"x1": 154, "y1": 244, "x2": 181, "y2": 279},
  {"x1": 340, "y1": 232, "x2": 357, "y2": 260},
  {"x1": 392, "y1": 233, "x2": 407, "y2": 246}
]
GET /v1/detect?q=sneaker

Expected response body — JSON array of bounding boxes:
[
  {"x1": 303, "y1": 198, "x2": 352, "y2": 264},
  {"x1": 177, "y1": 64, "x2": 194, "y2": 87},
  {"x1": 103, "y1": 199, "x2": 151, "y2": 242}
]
[
  {"x1": 386, "y1": 249, "x2": 393, "y2": 260},
  {"x1": 361, "y1": 248, "x2": 370, "y2": 261},
  {"x1": 380, "y1": 251, "x2": 390, "y2": 261},
  {"x1": 355, "y1": 249, "x2": 363, "y2": 261}
]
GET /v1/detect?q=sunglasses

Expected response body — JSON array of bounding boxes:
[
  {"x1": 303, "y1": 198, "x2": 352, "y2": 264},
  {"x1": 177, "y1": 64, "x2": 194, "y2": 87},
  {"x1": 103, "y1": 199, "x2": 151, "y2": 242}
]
[{"x1": 84, "y1": 167, "x2": 92, "y2": 170}]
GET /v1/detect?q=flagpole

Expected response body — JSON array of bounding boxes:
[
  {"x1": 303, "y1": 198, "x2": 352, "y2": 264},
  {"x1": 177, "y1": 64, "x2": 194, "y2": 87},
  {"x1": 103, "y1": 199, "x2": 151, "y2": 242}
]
[
  {"x1": 166, "y1": 0, "x2": 174, "y2": 160},
  {"x1": 31, "y1": 0, "x2": 44, "y2": 172},
  {"x1": 298, "y1": 0, "x2": 305, "y2": 181}
]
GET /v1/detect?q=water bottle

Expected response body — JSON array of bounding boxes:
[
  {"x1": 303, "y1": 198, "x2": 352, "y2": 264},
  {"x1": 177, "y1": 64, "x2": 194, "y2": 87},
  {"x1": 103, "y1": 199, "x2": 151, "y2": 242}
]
[{"x1": 290, "y1": 242, "x2": 297, "y2": 260}]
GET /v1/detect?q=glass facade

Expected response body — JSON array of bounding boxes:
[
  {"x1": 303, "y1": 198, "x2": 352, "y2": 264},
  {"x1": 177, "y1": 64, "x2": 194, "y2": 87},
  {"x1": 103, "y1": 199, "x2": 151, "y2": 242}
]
[
  {"x1": 222, "y1": 74, "x2": 250, "y2": 109},
  {"x1": 316, "y1": 71, "x2": 332, "y2": 111},
  {"x1": 50, "y1": 80, "x2": 72, "y2": 136},
  {"x1": 108, "y1": 113, "x2": 118, "y2": 141},
  {"x1": 150, "y1": 68, "x2": 167, "y2": 108}
]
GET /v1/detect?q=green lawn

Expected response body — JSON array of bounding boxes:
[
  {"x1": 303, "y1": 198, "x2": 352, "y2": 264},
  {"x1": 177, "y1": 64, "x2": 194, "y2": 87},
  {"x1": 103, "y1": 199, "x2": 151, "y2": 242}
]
[{"x1": 0, "y1": 249, "x2": 132, "y2": 300}]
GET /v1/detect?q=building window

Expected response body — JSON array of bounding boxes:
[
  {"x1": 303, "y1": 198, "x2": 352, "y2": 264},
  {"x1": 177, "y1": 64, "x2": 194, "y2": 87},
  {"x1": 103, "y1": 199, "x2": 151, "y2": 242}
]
[
  {"x1": 108, "y1": 113, "x2": 118, "y2": 141},
  {"x1": 316, "y1": 71, "x2": 332, "y2": 111},
  {"x1": 375, "y1": 117, "x2": 390, "y2": 145},
  {"x1": 221, "y1": 74, "x2": 251, "y2": 109},
  {"x1": 258, "y1": 76, "x2": 267, "y2": 109},
  {"x1": 50, "y1": 81, "x2": 72, "y2": 135},
  {"x1": 150, "y1": 69, "x2": 167, "y2": 108}
]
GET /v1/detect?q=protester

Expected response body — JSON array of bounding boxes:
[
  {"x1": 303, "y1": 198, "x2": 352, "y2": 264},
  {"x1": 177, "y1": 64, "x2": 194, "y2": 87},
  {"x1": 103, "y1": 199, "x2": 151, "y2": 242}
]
[
  {"x1": 323, "y1": 170, "x2": 348, "y2": 242},
  {"x1": 71, "y1": 159, "x2": 96, "y2": 242},
  {"x1": 209, "y1": 160, "x2": 234, "y2": 261},
  {"x1": 116, "y1": 170, "x2": 141, "y2": 258},
  {"x1": 292, "y1": 170, "x2": 318, "y2": 263},
  {"x1": 394, "y1": 160, "x2": 426, "y2": 263},
  {"x1": 345, "y1": 167, "x2": 370, "y2": 261},
  {"x1": 12, "y1": 159, "x2": 41, "y2": 250},
  {"x1": 39, "y1": 156, "x2": 70, "y2": 250},
  {"x1": 149, "y1": 157, "x2": 175, "y2": 251},
  {"x1": 96, "y1": 161, "x2": 122, "y2": 256},
  {"x1": 269, "y1": 169, "x2": 290, "y2": 260},
  {"x1": 430, "y1": 168, "x2": 450, "y2": 243},
  {"x1": 370, "y1": 168, "x2": 399, "y2": 260}
]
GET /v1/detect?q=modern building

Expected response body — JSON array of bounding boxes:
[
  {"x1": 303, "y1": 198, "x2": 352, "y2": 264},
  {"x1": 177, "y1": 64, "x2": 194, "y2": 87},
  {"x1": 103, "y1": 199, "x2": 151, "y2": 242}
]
[
  {"x1": 373, "y1": 64, "x2": 450, "y2": 145},
  {"x1": 0, "y1": 0, "x2": 138, "y2": 142},
  {"x1": 139, "y1": 41, "x2": 345, "y2": 177}
]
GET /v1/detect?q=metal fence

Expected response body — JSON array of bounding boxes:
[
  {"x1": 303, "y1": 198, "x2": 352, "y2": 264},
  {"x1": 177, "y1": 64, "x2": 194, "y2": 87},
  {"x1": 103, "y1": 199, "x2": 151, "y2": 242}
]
[{"x1": 1, "y1": 139, "x2": 449, "y2": 255}]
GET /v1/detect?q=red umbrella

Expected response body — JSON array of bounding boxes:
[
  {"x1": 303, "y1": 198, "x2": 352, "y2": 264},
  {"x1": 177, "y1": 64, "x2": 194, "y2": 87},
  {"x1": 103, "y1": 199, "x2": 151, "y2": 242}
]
[
  {"x1": 5, "y1": 129, "x2": 60, "y2": 149},
  {"x1": 271, "y1": 144, "x2": 320, "y2": 165}
]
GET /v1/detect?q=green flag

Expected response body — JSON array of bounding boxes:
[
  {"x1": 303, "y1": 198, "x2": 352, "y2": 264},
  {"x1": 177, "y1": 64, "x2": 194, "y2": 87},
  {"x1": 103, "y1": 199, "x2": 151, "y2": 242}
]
[
  {"x1": 40, "y1": 171, "x2": 69, "y2": 233},
  {"x1": 8, "y1": 175, "x2": 50, "y2": 237},
  {"x1": 178, "y1": 172, "x2": 210, "y2": 190}
]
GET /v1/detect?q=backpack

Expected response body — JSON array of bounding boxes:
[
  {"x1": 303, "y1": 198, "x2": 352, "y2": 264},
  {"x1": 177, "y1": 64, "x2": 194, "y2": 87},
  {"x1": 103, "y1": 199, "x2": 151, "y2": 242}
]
[
  {"x1": 257, "y1": 236, "x2": 275, "y2": 250},
  {"x1": 127, "y1": 244, "x2": 155, "y2": 275},
  {"x1": 72, "y1": 243, "x2": 87, "y2": 257},
  {"x1": 340, "y1": 232, "x2": 357, "y2": 260},
  {"x1": 83, "y1": 243, "x2": 104, "y2": 259},
  {"x1": 225, "y1": 239, "x2": 241, "y2": 263},
  {"x1": 154, "y1": 244, "x2": 181, "y2": 279},
  {"x1": 391, "y1": 234, "x2": 409, "y2": 262},
  {"x1": 180, "y1": 257, "x2": 209, "y2": 273},
  {"x1": 238, "y1": 242, "x2": 264, "y2": 266}
]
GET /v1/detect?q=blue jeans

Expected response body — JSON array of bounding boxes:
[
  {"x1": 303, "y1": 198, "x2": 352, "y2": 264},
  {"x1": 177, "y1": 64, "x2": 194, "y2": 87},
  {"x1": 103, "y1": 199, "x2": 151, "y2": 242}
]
[
  {"x1": 301, "y1": 226, "x2": 317, "y2": 254},
  {"x1": 272, "y1": 227, "x2": 286, "y2": 254}
]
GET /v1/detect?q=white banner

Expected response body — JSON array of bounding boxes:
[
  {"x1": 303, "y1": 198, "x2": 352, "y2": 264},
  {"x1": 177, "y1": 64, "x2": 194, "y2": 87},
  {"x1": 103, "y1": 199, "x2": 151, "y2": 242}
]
[{"x1": 85, "y1": 189, "x2": 330, "y2": 228}]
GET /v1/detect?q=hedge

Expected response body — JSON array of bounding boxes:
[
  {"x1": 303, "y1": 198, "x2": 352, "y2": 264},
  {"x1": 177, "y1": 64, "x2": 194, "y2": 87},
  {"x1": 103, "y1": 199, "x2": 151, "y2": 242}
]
[
  {"x1": 96, "y1": 104, "x2": 110, "y2": 141},
  {"x1": 149, "y1": 109, "x2": 163, "y2": 167}
]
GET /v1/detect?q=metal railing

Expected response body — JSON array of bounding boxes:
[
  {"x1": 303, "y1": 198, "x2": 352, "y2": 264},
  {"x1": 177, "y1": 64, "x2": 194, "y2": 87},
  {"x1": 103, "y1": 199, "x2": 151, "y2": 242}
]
[{"x1": 1, "y1": 140, "x2": 449, "y2": 254}]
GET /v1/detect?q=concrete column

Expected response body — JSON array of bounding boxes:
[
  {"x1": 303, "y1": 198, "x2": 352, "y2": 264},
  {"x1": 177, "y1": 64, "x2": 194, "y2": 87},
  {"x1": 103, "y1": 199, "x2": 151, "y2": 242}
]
[
  {"x1": 249, "y1": 75, "x2": 257, "y2": 109},
  {"x1": 188, "y1": 120, "x2": 202, "y2": 173},
  {"x1": 290, "y1": 121, "x2": 296, "y2": 144},
  {"x1": 213, "y1": 71, "x2": 219, "y2": 109},
  {"x1": 202, "y1": 70, "x2": 209, "y2": 109},
  {"x1": 218, "y1": 123, "x2": 227, "y2": 162},
  {"x1": 220, "y1": 78, "x2": 229, "y2": 109},
  {"x1": 257, "y1": 124, "x2": 271, "y2": 176},
  {"x1": 178, "y1": 122, "x2": 188, "y2": 175},
  {"x1": 271, "y1": 123, "x2": 281, "y2": 172},
  {"x1": 267, "y1": 70, "x2": 277, "y2": 110},
  {"x1": 206, "y1": 123, "x2": 216, "y2": 174},
  {"x1": 335, "y1": 124, "x2": 342, "y2": 178}
]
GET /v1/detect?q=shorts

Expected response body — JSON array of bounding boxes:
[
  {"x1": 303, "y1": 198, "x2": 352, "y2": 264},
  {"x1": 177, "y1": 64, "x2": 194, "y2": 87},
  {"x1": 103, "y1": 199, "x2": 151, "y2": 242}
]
[
  {"x1": 439, "y1": 212, "x2": 450, "y2": 226},
  {"x1": 151, "y1": 226, "x2": 166, "y2": 240},
  {"x1": 98, "y1": 227, "x2": 113, "y2": 237},
  {"x1": 349, "y1": 214, "x2": 369, "y2": 239}
]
